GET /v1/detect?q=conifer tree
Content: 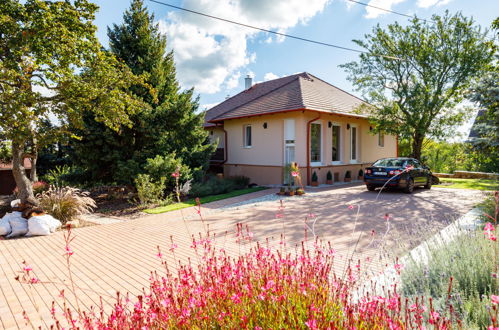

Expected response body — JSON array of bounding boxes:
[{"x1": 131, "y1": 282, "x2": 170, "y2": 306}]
[{"x1": 73, "y1": 0, "x2": 213, "y2": 183}]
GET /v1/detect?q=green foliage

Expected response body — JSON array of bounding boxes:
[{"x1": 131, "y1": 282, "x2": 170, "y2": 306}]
[
  {"x1": 189, "y1": 176, "x2": 251, "y2": 198},
  {"x1": 134, "y1": 174, "x2": 166, "y2": 205},
  {"x1": 0, "y1": 140, "x2": 12, "y2": 163},
  {"x1": 143, "y1": 154, "x2": 191, "y2": 187},
  {"x1": 38, "y1": 186, "x2": 96, "y2": 224},
  {"x1": 326, "y1": 171, "x2": 333, "y2": 181},
  {"x1": 401, "y1": 229, "x2": 497, "y2": 329},
  {"x1": 344, "y1": 171, "x2": 351, "y2": 179},
  {"x1": 0, "y1": 0, "x2": 146, "y2": 202},
  {"x1": 72, "y1": 0, "x2": 214, "y2": 184},
  {"x1": 421, "y1": 140, "x2": 469, "y2": 173},
  {"x1": 43, "y1": 165, "x2": 72, "y2": 188},
  {"x1": 341, "y1": 11, "x2": 494, "y2": 160},
  {"x1": 311, "y1": 171, "x2": 318, "y2": 182}
]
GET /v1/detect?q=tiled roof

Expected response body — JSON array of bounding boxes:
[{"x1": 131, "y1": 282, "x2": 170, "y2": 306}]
[
  {"x1": 205, "y1": 72, "x2": 368, "y2": 124},
  {"x1": 0, "y1": 159, "x2": 32, "y2": 170}
]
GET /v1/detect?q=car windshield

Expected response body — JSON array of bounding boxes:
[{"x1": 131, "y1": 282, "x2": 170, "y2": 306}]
[{"x1": 372, "y1": 159, "x2": 406, "y2": 167}]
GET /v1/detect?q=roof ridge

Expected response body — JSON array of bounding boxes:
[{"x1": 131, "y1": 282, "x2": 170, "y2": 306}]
[
  {"x1": 209, "y1": 73, "x2": 305, "y2": 122},
  {"x1": 302, "y1": 72, "x2": 368, "y2": 105}
]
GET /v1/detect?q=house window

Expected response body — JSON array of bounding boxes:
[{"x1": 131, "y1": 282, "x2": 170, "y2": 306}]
[
  {"x1": 332, "y1": 124, "x2": 341, "y2": 163},
  {"x1": 243, "y1": 125, "x2": 252, "y2": 147},
  {"x1": 378, "y1": 133, "x2": 384, "y2": 147},
  {"x1": 350, "y1": 125, "x2": 358, "y2": 162},
  {"x1": 310, "y1": 122, "x2": 322, "y2": 164},
  {"x1": 284, "y1": 119, "x2": 296, "y2": 165}
]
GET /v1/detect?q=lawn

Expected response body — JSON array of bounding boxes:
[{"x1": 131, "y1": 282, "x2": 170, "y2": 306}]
[
  {"x1": 144, "y1": 187, "x2": 268, "y2": 214},
  {"x1": 435, "y1": 178, "x2": 498, "y2": 191}
]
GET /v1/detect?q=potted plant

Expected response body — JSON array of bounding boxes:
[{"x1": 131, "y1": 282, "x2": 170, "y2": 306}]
[
  {"x1": 278, "y1": 186, "x2": 286, "y2": 195},
  {"x1": 311, "y1": 171, "x2": 319, "y2": 187},
  {"x1": 287, "y1": 186, "x2": 295, "y2": 196},
  {"x1": 358, "y1": 169, "x2": 364, "y2": 180},
  {"x1": 296, "y1": 187, "x2": 305, "y2": 195},
  {"x1": 326, "y1": 171, "x2": 333, "y2": 185},
  {"x1": 344, "y1": 170, "x2": 352, "y2": 182}
]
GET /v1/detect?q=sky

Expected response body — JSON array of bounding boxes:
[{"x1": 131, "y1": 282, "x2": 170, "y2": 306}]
[{"x1": 92, "y1": 0, "x2": 498, "y2": 139}]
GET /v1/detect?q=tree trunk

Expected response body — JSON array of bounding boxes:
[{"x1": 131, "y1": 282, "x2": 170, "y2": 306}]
[
  {"x1": 411, "y1": 134, "x2": 424, "y2": 161},
  {"x1": 11, "y1": 141, "x2": 37, "y2": 205},
  {"x1": 29, "y1": 141, "x2": 38, "y2": 182}
]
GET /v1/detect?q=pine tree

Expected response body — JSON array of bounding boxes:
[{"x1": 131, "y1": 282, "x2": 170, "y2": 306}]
[{"x1": 73, "y1": 0, "x2": 214, "y2": 184}]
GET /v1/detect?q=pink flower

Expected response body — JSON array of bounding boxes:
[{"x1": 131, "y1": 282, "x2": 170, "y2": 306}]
[
  {"x1": 30, "y1": 277, "x2": 39, "y2": 284},
  {"x1": 405, "y1": 165, "x2": 414, "y2": 171},
  {"x1": 169, "y1": 243, "x2": 178, "y2": 252},
  {"x1": 348, "y1": 205, "x2": 354, "y2": 210},
  {"x1": 492, "y1": 295, "x2": 499, "y2": 305},
  {"x1": 276, "y1": 213, "x2": 284, "y2": 218},
  {"x1": 429, "y1": 311, "x2": 440, "y2": 324},
  {"x1": 394, "y1": 263, "x2": 404, "y2": 272},
  {"x1": 23, "y1": 266, "x2": 32, "y2": 272},
  {"x1": 305, "y1": 318, "x2": 318, "y2": 329},
  {"x1": 156, "y1": 252, "x2": 163, "y2": 258},
  {"x1": 171, "y1": 172, "x2": 180, "y2": 178},
  {"x1": 484, "y1": 222, "x2": 495, "y2": 232},
  {"x1": 291, "y1": 171, "x2": 300, "y2": 177},
  {"x1": 65, "y1": 246, "x2": 74, "y2": 256},
  {"x1": 384, "y1": 213, "x2": 391, "y2": 221}
]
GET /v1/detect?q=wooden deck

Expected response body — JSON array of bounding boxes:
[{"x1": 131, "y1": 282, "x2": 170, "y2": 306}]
[{"x1": 0, "y1": 185, "x2": 485, "y2": 329}]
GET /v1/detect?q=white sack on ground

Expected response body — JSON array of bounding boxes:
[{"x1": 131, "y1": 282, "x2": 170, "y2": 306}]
[
  {"x1": 0, "y1": 213, "x2": 13, "y2": 236},
  {"x1": 6, "y1": 212, "x2": 28, "y2": 238},
  {"x1": 26, "y1": 214, "x2": 62, "y2": 236}
]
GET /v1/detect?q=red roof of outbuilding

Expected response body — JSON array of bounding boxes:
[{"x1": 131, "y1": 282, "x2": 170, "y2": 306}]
[
  {"x1": 205, "y1": 72, "x2": 368, "y2": 124},
  {"x1": 0, "y1": 159, "x2": 32, "y2": 170}
]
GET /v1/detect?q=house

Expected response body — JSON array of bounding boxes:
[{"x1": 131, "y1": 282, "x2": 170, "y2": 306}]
[
  {"x1": 205, "y1": 72, "x2": 397, "y2": 186},
  {"x1": 0, "y1": 159, "x2": 31, "y2": 195}
]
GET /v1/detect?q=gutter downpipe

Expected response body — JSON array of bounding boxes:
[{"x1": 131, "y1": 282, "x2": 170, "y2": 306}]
[{"x1": 306, "y1": 113, "x2": 321, "y2": 186}]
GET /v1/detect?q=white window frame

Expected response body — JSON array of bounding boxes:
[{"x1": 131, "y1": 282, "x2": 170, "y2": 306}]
[
  {"x1": 378, "y1": 132, "x2": 384, "y2": 147},
  {"x1": 310, "y1": 121, "x2": 323, "y2": 166},
  {"x1": 283, "y1": 119, "x2": 296, "y2": 165},
  {"x1": 243, "y1": 124, "x2": 252, "y2": 148},
  {"x1": 350, "y1": 124, "x2": 358, "y2": 163},
  {"x1": 331, "y1": 122, "x2": 342, "y2": 165}
]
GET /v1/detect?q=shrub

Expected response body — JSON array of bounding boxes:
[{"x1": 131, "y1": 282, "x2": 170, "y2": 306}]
[
  {"x1": 401, "y1": 229, "x2": 497, "y2": 328},
  {"x1": 311, "y1": 171, "x2": 318, "y2": 182},
  {"x1": 38, "y1": 186, "x2": 96, "y2": 224},
  {"x1": 326, "y1": 170, "x2": 332, "y2": 181},
  {"x1": 144, "y1": 154, "x2": 191, "y2": 188},
  {"x1": 189, "y1": 176, "x2": 250, "y2": 198},
  {"x1": 345, "y1": 170, "x2": 351, "y2": 179},
  {"x1": 134, "y1": 174, "x2": 166, "y2": 205},
  {"x1": 43, "y1": 165, "x2": 71, "y2": 188},
  {"x1": 32, "y1": 181, "x2": 49, "y2": 196}
]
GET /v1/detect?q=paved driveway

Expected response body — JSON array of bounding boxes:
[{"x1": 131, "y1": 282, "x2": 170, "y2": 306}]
[{"x1": 0, "y1": 185, "x2": 487, "y2": 329}]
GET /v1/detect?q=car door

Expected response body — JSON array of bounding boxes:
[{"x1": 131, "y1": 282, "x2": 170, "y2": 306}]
[{"x1": 412, "y1": 159, "x2": 424, "y2": 184}]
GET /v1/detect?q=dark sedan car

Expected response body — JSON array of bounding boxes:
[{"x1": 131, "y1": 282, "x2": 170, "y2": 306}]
[{"x1": 364, "y1": 157, "x2": 432, "y2": 193}]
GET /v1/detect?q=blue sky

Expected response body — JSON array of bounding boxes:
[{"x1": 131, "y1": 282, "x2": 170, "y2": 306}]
[{"x1": 92, "y1": 0, "x2": 497, "y2": 137}]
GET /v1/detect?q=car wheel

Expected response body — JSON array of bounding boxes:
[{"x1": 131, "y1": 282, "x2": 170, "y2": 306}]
[
  {"x1": 424, "y1": 177, "x2": 432, "y2": 189},
  {"x1": 367, "y1": 185, "x2": 376, "y2": 191},
  {"x1": 404, "y1": 178, "x2": 414, "y2": 194}
]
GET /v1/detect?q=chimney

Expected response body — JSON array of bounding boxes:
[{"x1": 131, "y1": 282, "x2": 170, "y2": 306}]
[{"x1": 244, "y1": 74, "x2": 252, "y2": 89}]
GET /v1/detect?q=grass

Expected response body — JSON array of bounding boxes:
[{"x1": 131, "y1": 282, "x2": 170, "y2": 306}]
[
  {"x1": 143, "y1": 187, "x2": 268, "y2": 214},
  {"x1": 435, "y1": 178, "x2": 498, "y2": 191}
]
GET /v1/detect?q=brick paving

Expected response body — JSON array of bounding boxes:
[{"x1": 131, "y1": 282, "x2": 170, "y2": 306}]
[{"x1": 0, "y1": 185, "x2": 486, "y2": 329}]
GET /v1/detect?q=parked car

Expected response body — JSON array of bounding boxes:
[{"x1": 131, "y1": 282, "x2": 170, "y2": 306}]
[{"x1": 364, "y1": 157, "x2": 432, "y2": 193}]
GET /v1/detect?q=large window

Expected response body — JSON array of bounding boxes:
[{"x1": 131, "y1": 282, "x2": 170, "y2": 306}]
[
  {"x1": 310, "y1": 122, "x2": 322, "y2": 164},
  {"x1": 332, "y1": 124, "x2": 341, "y2": 162},
  {"x1": 243, "y1": 125, "x2": 252, "y2": 147},
  {"x1": 350, "y1": 125, "x2": 358, "y2": 162}
]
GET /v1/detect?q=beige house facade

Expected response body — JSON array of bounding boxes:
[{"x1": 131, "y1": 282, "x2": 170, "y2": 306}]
[{"x1": 205, "y1": 73, "x2": 397, "y2": 186}]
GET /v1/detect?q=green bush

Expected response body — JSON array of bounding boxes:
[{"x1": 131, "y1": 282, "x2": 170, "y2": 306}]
[
  {"x1": 401, "y1": 229, "x2": 497, "y2": 329},
  {"x1": 43, "y1": 165, "x2": 71, "y2": 187},
  {"x1": 189, "y1": 176, "x2": 250, "y2": 198},
  {"x1": 144, "y1": 154, "x2": 191, "y2": 188},
  {"x1": 312, "y1": 171, "x2": 318, "y2": 182},
  {"x1": 134, "y1": 174, "x2": 166, "y2": 205}
]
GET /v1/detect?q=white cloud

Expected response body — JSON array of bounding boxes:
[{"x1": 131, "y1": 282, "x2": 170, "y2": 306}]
[
  {"x1": 416, "y1": 0, "x2": 451, "y2": 8},
  {"x1": 158, "y1": 0, "x2": 331, "y2": 94},
  {"x1": 364, "y1": 0, "x2": 407, "y2": 19},
  {"x1": 263, "y1": 72, "x2": 279, "y2": 81}
]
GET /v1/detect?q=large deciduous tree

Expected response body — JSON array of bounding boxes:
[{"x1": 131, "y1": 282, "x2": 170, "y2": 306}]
[
  {"x1": 341, "y1": 12, "x2": 494, "y2": 160},
  {"x1": 73, "y1": 0, "x2": 214, "y2": 185},
  {"x1": 466, "y1": 18, "x2": 498, "y2": 173},
  {"x1": 0, "y1": 0, "x2": 146, "y2": 203}
]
